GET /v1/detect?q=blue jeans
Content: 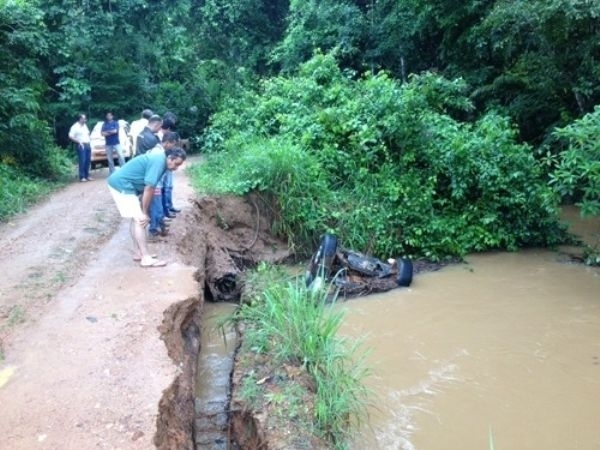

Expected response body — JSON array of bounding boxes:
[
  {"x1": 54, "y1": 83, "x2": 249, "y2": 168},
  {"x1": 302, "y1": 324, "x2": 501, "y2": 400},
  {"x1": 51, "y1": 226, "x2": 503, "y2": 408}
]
[
  {"x1": 149, "y1": 189, "x2": 164, "y2": 235},
  {"x1": 161, "y1": 171, "x2": 174, "y2": 213},
  {"x1": 76, "y1": 143, "x2": 91, "y2": 180},
  {"x1": 105, "y1": 144, "x2": 125, "y2": 173}
]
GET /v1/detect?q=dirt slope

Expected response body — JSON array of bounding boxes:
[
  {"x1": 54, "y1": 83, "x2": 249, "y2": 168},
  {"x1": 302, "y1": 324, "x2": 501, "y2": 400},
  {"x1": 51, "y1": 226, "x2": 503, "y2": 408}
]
[{"x1": 0, "y1": 165, "x2": 200, "y2": 449}]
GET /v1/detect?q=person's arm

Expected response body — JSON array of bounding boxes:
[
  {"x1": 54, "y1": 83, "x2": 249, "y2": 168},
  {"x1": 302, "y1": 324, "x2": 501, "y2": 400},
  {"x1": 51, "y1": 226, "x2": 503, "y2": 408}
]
[
  {"x1": 140, "y1": 185, "x2": 154, "y2": 215},
  {"x1": 101, "y1": 122, "x2": 117, "y2": 137}
]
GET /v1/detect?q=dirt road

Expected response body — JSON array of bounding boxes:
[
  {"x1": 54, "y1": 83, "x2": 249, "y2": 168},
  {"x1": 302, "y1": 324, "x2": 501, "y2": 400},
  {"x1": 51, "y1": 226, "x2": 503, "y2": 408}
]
[{"x1": 0, "y1": 165, "x2": 199, "y2": 449}]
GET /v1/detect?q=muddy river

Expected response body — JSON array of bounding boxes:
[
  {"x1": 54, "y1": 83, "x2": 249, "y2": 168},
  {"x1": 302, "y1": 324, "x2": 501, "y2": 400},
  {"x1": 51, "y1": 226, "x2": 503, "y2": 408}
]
[{"x1": 343, "y1": 207, "x2": 600, "y2": 450}]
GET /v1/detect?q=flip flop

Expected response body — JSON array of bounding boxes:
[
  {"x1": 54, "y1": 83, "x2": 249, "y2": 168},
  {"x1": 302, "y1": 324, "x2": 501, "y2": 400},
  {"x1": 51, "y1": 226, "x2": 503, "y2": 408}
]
[
  {"x1": 133, "y1": 254, "x2": 157, "y2": 261},
  {"x1": 140, "y1": 257, "x2": 167, "y2": 268}
]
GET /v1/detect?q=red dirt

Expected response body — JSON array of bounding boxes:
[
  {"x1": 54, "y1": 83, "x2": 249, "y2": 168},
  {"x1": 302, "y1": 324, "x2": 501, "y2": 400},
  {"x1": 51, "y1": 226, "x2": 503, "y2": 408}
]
[
  {"x1": 0, "y1": 157, "x2": 296, "y2": 449},
  {"x1": 0, "y1": 164, "x2": 203, "y2": 449}
]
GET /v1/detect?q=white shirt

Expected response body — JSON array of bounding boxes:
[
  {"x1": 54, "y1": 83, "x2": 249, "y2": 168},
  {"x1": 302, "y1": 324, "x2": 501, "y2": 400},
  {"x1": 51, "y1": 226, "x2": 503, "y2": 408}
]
[
  {"x1": 68, "y1": 121, "x2": 91, "y2": 144},
  {"x1": 129, "y1": 118, "x2": 148, "y2": 143}
]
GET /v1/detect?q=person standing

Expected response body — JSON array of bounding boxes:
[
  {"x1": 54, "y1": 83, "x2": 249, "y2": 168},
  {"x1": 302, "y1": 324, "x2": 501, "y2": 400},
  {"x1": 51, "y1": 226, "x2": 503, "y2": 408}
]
[
  {"x1": 68, "y1": 113, "x2": 92, "y2": 182},
  {"x1": 158, "y1": 112, "x2": 180, "y2": 217},
  {"x1": 147, "y1": 131, "x2": 181, "y2": 239},
  {"x1": 101, "y1": 111, "x2": 125, "y2": 173},
  {"x1": 107, "y1": 147, "x2": 187, "y2": 267},
  {"x1": 135, "y1": 114, "x2": 162, "y2": 156},
  {"x1": 129, "y1": 108, "x2": 153, "y2": 154}
]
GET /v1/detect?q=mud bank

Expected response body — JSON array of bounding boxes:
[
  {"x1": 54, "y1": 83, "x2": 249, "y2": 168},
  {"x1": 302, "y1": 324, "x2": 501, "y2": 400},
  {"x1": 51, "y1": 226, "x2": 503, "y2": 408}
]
[
  {"x1": 157, "y1": 194, "x2": 291, "y2": 448},
  {"x1": 155, "y1": 297, "x2": 202, "y2": 449}
]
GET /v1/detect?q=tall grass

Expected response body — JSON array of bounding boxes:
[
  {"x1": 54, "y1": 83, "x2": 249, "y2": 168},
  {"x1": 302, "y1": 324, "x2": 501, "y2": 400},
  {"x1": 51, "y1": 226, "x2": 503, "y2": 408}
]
[
  {"x1": 0, "y1": 163, "x2": 58, "y2": 222},
  {"x1": 232, "y1": 263, "x2": 370, "y2": 447}
]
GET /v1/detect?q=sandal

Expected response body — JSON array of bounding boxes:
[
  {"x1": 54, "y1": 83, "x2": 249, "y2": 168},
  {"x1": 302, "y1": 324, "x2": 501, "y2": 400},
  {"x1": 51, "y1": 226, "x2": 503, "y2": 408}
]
[
  {"x1": 140, "y1": 257, "x2": 167, "y2": 268},
  {"x1": 133, "y1": 254, "x2": 157, "y2": 262}
]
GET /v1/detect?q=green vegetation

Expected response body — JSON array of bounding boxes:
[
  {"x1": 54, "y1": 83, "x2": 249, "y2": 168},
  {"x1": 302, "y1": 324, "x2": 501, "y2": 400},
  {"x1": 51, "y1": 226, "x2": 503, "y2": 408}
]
[
  {"x1": 0, "y1": 0, "x2": 598, "y2": 255},
  {"x1": 190, "y1": 53, "x2": 568, "y2": 261},
  {"x1": 548, "y1": 106, "x2": 600, "y2": 264},
  {"x1": 0, "y1": 163, "x2": 62, "y2": 222},
  {"x1": 231, "y1": 263, "x2": 370, "y2": 447},
  {"x1": 489, "y1": 426, "x2": 496, "y2": 450}
]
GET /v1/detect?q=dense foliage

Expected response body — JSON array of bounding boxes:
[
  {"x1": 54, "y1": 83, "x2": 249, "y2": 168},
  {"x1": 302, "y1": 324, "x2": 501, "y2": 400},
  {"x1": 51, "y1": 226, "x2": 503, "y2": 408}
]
[
  {"x1": 548, "y1": 106, "x2": 600, "y2": 264},
  {"x1": 191, "y1": 54, "x2": 567, "y2": 260},
  {"x1": 0, "y1": 1, "x2": 71, "y2": 180},
  {"x1": 0, "y1": 0, "x2": 597, "y2": 258}
]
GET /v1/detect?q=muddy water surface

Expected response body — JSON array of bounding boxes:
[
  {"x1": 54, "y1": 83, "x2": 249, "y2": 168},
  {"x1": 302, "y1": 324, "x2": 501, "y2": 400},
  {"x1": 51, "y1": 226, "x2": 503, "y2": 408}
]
[
  {"x1": 343, "y1": 213, "x2": 600, "y2": 450},
  {"x1": 195, "y1": 302, "x2": 238, "y2": 449}
]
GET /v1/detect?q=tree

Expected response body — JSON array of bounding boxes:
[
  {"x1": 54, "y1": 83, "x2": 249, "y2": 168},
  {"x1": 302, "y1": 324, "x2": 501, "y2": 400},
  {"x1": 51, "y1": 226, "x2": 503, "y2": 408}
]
[
  {"x1": 0, "y1": 0, "x2": 67, "y2": 178},
  {"x1": 457, "y1": 0, "x2": 600, "y2": 143},
  {"x1": 273, "y1": 0, "x2": 366, "y2": 73}
]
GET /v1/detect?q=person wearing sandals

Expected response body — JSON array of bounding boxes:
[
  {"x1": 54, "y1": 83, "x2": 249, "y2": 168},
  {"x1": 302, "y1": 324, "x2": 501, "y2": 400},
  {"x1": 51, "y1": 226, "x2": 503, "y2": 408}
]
[{"x1": 107, "y1": 147, "x2": 187, "y2": 267}]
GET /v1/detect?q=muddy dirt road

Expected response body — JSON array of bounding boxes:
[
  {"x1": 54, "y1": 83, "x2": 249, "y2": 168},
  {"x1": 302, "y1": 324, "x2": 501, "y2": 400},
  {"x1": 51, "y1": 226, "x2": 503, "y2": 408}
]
[{"x1": 0, "y1": 165, "x2": 199, "y2": 449}]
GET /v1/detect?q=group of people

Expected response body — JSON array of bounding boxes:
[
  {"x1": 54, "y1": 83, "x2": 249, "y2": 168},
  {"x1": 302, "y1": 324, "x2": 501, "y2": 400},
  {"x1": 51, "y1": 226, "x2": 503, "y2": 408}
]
[{"x1": 69, "y1": 109, "x2": 187, "y2": 268}]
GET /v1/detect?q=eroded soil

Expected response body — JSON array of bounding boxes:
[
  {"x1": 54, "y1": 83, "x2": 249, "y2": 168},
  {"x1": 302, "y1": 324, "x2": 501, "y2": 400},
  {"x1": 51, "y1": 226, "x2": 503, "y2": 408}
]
[{"x1": 0, "y1": 158, "x2": 428, "y2": 449}]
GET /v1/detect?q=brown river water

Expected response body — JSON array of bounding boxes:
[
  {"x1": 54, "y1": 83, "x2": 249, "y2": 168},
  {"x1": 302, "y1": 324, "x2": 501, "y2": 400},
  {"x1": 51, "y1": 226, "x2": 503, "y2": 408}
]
[{"x1": 343, "y1": 207, "x2": 600, "y2": 450}]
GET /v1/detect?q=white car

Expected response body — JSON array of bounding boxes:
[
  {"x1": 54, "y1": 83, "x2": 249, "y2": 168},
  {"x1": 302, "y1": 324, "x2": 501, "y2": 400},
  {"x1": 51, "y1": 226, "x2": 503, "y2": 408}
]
[{"x1": 89, "y1": 119, "x2": 133, "y2": 169}]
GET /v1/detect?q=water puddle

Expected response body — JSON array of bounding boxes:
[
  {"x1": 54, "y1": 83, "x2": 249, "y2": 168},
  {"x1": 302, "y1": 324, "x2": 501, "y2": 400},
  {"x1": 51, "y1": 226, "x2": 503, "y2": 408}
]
[
  {"x1": 341, "y1": 249, "x2": 600, "y2": 450},
  {"x1": 195, "y1": 302, "x2": 238, "y2": 449}
]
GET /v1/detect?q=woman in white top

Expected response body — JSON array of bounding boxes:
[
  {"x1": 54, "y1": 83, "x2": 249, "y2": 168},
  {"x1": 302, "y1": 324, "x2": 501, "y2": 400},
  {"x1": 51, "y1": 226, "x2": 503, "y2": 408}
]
[{"x1": 68, "y1": 113, "x2": 92, "y2": 182}]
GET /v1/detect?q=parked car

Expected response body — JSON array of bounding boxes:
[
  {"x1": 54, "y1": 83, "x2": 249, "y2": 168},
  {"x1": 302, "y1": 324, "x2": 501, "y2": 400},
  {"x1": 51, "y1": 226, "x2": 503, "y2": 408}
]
[{"x1": 89, "y1": 119, "x2": 133, "y2": 169}]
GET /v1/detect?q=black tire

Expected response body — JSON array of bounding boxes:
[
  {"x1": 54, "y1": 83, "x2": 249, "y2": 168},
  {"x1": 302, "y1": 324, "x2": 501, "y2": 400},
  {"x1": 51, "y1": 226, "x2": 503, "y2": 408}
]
[
  {"x1": 320, "y1": 234, "x2": 338, "y2": 272},
  {"x1": 306, "y1": 234, "x2": 338, "y2": 286},
  {"x1": 396, "y1": 258, "x2": 413, "y2": 287}
]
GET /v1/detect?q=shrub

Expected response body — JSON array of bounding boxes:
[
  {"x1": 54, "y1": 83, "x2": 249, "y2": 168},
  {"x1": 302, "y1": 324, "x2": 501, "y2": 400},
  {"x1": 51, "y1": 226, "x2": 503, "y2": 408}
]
[
  {"x1": 548, "y1": 106, "x2": 600, "y2": 265},
  {"x1": 193, "y1": 53, "x2": 568, "y2": 260}
]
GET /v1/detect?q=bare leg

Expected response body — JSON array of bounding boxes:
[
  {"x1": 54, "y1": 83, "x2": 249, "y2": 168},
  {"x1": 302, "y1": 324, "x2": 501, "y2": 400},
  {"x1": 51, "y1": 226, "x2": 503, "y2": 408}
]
[
  {"x1": 132, "y1": 218, "x2": 165, "y2": 266},
  {"x1": 129, "y1": 219, "x2": 141, "y2": 257},
  {"x1": 131, "y1": 218, "x2": 150, "y2": 258}
]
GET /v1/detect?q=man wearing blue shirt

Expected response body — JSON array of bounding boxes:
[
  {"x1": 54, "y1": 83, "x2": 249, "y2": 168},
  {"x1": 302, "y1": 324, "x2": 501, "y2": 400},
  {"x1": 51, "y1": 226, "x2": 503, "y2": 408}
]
[
  {"x1": 107, "y1": 147, "x2": 187, "y2": 267},
  {"x1": 101, "y1": 111, "x2": 125, "y2": 174}
]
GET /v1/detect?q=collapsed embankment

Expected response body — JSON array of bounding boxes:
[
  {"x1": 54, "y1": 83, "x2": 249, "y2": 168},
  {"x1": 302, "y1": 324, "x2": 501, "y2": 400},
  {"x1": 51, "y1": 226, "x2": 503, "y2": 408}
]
[
  {"x1": 154, "y1": 194, "x2": 292, "y2": 449},
  {"x1": 155, "y1": 297, "x2": 202, "y2": 450}
]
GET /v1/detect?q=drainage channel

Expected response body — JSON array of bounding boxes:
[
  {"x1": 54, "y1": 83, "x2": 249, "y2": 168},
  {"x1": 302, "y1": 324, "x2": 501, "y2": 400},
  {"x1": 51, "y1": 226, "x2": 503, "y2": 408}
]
[{"x1": 194, "y1": 302, "x2": 239, "y2": 449}]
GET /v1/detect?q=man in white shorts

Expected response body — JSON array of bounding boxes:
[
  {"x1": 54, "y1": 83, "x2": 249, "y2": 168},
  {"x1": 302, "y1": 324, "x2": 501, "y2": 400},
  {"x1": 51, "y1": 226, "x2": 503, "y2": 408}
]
[{"x1": 107, "y1": 147, "x2": 187, "y2": 267}]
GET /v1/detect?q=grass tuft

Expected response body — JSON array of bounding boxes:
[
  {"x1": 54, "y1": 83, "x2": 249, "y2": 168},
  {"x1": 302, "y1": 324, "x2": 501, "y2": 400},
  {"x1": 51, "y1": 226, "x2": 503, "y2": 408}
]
[{"x1": 231, "y1": 262, "x2": 371, "y2": 448}]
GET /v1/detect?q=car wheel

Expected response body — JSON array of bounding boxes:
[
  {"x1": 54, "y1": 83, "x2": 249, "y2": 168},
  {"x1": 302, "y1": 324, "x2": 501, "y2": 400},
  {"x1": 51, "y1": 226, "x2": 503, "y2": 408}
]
[
  {"x1": 306, "y1": 233, "x2": 338, "y2": 286},
  {"x1": 396, "y1": 258, "x2": 413, "y2": 287}
]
